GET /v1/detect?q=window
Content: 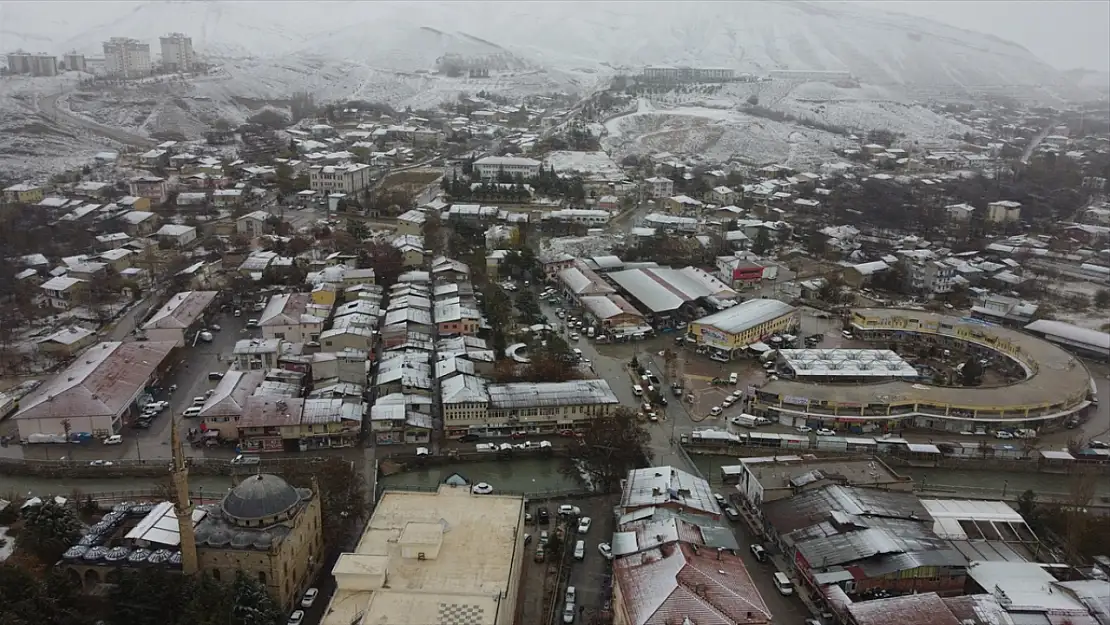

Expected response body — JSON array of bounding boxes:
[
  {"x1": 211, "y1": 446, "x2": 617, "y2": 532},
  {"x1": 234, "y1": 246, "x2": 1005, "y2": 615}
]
[{"x1": 258, "y1": 571, "x2": 267, "y2": 584}]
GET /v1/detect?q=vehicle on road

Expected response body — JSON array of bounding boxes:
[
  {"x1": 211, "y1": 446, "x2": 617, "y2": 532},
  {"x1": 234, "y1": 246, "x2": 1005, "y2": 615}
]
[
  {"x1": 773, "y1": 572, "x2": 794, "y2": 596},
  {"x1": 301, "y1": 588, "x2": 319, "y2": 608},
  {"x1": 287, "y1": 610, "x2": 305, "y2": 625},
  {"x1": 247, "y1": 319, "x2": 259, "y2": 328},
  {"x1": 182, "y1": 406, "x2": 202, "y2": 418},
  {"x1": 534, "y1": 546, "x2": 545, "y2": 562},
  {"x1": 103, "y1": 434, "x2": 123, "y2": 445},
  {"x1": 458, "y1": 434, "x2": 480, "y2": 442},
  {"x1": 995, "y1": 430, "x2": 1014, "y2": 439},
  {"x1": 539, "y1": 530, "x2": 549, "y2": 545},
  {"x1": 198, "y1": 331, "x2": 214, "y2": 342},
  {"x1": 750, "y1": 543, "x2": 768, "y2": 562},
  {"x1": 573, "y1": 540, "x2": 585, "y2": 560},
  {"x1": 577, "y1": 517, "x2": 591, "y2": 533},
  {"x1": 722, "y1": 396, "x2": 735, "y2": 408},
  {"x1": 563, "y1": 602, "x2": 575, "y2": 623},
  {"x1": 234, "y1": 309, "x2": 242, "y2": 317},
  {"x1": 569, "y1": 332, "x2": 579, "y2": 341},
  {"x1": 471, "y1": 482, "x2": 494, "y2": 495},
  {"x1": 209, "y1": 371, "x2": 224, "y2": 380},
  {"x1": 538, "y1": 507, "x2": 550, "y2": 524},
  {"x1": 1089, "y1": 440, "x2": 1108, "y2": 449},
  {"x1": 796, "y1": 425, "x2": 812, "y2": 433},
  {"x1": 89, "y1": 460, "x2": 114, "y2": 467},
  {"x1": 816, "y1": 428, "x2": 835, "y2": 436},
  {"x1": 841, "y1": 330, "x2": 853, "y2": 339},
  {"x1": 709, "y1": 406, "x2": 722, "y2": 416},
  {"x1": 598, "y1": 543, "x2": 613, "y2": 560},
  {"x1": 232, "y1": 454, "x2": 260, "y2": 465},
  {"x1": 724, "y1": 506, "x2": 741, "y2": 521},
  {"x1": 729, "y1": 372, "x2": 738, "y2": 384},
  {"x1": 565, "y1": 586, "x2": 576, "y2": 604}
]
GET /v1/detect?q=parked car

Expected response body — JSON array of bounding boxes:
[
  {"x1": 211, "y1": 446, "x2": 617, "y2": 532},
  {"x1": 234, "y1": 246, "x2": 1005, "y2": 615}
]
[
  {"x1": 565, "y1": 586, "x2": 576, "y2": 604},
  {"x1": 563, "y1": 602, "x2": 575, "y2": 623},
  {"x1": 577, "y1": 517, "x2": 592, "y2": 534},
  {"x1": 724, "y1": 506, "x2": 741, "y2": 521},
  {"x1": 534, "y1": 546, "x2": 545, "y2": 562},
  {"x1": 816, "y1": 428, "x2": 835, "y2": 436},
  {"x1": 995, "y1": 430, "x2": 1014, "y2": 439},
  {"x1": 232, "y1": 454, "x2": 261, "y2": 465},
  {"x1": 103, "y1": 434, "x2": 123, "y2": 445},
  {"x1": 539, "y1": 530, "x2": 549, "y2": 545},
  {"x1": 598, "y1": 542, "x2": 613, "y2": 560},
  {"x1": 301, "y1": 588, "x2": 319, "y2": 608},
  {"x1": 558, "y1": 504, "x2": 581, "y2": 517},
  {"x1": 709, "y1": 406, "x2": 722, "y2": 416},
  {"x1": 209, "y1": 371, "x2": 224, "y2": 380},
  {"x1": 458, "y1": 434, "x2": 480, "y2": 443},
  {"x1": 750, "y1": 543, "x2": 768, "y2": 562},
  {"x1": 573, "y1": 540, "x2": 585, "y2": 560},
  {"x1": 537, "y1": 507, "x2": 550, "y2": 524},
  {"x1": 728, "y1": 372, "x2": 738, "y2": 384},
  {"x1": 287, "y1": 611, "x2": 305, "y2": 625}
]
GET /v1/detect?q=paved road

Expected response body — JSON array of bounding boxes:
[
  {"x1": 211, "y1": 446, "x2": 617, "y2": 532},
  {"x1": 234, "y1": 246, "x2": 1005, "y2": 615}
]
[
  {"x1": 37, "y1": 92, "x2": 155, "y2": 148},
  {"x1": 1021, "y1": 119, "x2": 1059, "y2": 165},
  {"x1": 536, "y1": 294, "x2": 813, "y2": 624}
]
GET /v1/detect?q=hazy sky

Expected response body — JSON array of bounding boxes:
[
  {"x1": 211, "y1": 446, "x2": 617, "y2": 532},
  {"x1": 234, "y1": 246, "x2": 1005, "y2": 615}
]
[{"x1": 865, "y1": 1, "x2": 1110, "y2": 72}]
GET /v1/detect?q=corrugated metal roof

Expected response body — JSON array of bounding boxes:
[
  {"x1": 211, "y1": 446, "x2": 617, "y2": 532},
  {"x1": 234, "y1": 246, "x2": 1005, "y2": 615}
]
[
  {"x1": 694, "y1": 299, "x2": 796, "y2": 335},
  {"x1": 487, "y1": 379, "x2": 617, "y2": 409},
  {"x1": 1025, "y1": 319, "x2": 1110, "y2": 352},
  {"x1": 621, "y1": 466, "x2": 719, "y2": 516},
  {"x1": 848, "y1": 592, "x2": 961, "y2": 625}
]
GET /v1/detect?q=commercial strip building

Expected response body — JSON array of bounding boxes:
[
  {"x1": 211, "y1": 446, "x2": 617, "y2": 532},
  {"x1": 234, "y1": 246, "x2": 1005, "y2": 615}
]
[
  {"x1": 607, "y1": 266, "x2": 738, "y2": 328},
  {"x1": 13, "y1": 341, "x2": 178, "y2": 441},
  {"x1": 441, "y1": 378, "x2": 620, "y2": 438},
  {"x1": 1024, "y1": 319, "x2": 1110, "y2": 362},
  {"x1": 750, "y1": 309, "x2": 1096, "y2": 432},
  {"x1": 320, "y1": 485, "x2": 525, "y2": 625},
  {"x1": 686, "y1": 299, "x2": 799, "y2": 360}
]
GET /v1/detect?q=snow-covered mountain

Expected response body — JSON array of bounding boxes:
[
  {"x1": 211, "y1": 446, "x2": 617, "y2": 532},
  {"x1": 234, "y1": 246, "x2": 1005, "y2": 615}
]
[{"x1": 0, "y1": 1, "x2": 1071, "y2": 89}]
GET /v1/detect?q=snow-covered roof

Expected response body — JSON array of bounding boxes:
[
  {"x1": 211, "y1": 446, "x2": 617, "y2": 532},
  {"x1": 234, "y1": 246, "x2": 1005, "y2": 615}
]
[{"x1": 621, "y1": 466, "x2": 718, "y2": 515}]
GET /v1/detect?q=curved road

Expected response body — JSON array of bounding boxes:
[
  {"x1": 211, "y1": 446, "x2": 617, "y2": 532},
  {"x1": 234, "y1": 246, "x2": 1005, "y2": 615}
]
[
  {"x1": 1021, "y1": 118, "x2": 1059, "y2": 165},
  {"x1": 37, "y1": 92, "x2": 156, "y2": 148}
]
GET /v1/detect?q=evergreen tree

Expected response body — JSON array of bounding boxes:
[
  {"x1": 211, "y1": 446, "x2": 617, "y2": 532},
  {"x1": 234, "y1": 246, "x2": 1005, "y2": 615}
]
[{"x1": 230, "y1": 572, "x2": 283, "y2": 625}]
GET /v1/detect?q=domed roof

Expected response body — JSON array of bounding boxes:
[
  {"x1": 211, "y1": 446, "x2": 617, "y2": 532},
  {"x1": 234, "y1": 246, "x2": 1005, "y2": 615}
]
[{"x1": 221, "y1": 473, "x2": 302, "y2": 522}]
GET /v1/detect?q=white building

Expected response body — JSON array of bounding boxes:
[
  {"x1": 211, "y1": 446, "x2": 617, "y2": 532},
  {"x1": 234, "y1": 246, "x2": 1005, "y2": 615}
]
[
  {"x1": 103, "y1": 37, "x2": 151, "y2": 78},
  {"x1": 546, "y1": 209, "x2": 610, "y2": 225},
  {"x1": 309, "y1": 163, "x2": 373, "y2": 194},
  {"x1": 987, "y1": 200, "x2": 1022, "y2": 223},
  {"x1": 63, "y1": 52, "x2": 87, "y2": 72},
  {"x1": 159, "y1": 33, "x2": 194, "y2": 71},
  {"x1": 900, "y1": 252, "x2": 955, "y2": 295},
  {"x1": 644, "y1": 176, "x2": 674, "y2": 199},
  {"x1": 473, "y1": 156, "x2": 541, "y2": 180}
]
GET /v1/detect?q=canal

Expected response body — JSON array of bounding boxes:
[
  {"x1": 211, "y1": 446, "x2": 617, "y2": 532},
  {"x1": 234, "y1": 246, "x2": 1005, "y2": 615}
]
[{"x1": 1, "y1": 457, "x2": 585, "y2": 501}]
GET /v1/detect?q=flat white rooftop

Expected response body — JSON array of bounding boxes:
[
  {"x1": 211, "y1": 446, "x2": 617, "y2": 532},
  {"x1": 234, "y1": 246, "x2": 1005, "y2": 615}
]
[
  {"x1": 777, "y1": 349, "x2": 919, "y2": 378},
  {"x1": 321, "y1": 485, "x2": 524, "y2": 625}
]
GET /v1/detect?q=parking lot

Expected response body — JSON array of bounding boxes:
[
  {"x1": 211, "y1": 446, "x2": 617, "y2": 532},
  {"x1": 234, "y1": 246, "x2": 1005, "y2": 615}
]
[{"x1": 518, "y1": 494, "x2": 616, "y2": 625}]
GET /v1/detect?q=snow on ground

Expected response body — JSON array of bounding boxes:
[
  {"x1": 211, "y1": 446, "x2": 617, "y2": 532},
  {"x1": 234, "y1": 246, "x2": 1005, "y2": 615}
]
[
  {"x1": 0, "y1": 76, "x2": 124, "y2": 180},
  {"x1": 544, "y1": 150, "x2": 624, "y2": 180},
  {"x1": 628, "y1": 80, "x2": 970, "y2": 146},
  {"x1": 0, "y1": 527, "x2": 14, "y2": 562},
  {"x1": 603, "y1": 105, "x2": 851, "y2": 167}
]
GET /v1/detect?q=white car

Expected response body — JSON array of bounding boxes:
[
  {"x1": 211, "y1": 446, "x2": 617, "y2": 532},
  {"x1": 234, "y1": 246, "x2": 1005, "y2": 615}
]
[
  {"x1": 728, "y1": 372, "x2": 738, "y2": 384},
  {"x1": 569, "y1": 332, "x2": 580, "y2": 340},
  {"x1": 287, "y1": 611, "x2": 305, "y2": 625},
  {"x1": 558, "y1": 504, "x2": 581, "y2": 517},
  {"x1": 841, "y1": 330, "x2": 853, "y2": 339},
  {"x1": 565, "y1": 586, "x2": 576, "y2": 604},
  {"x1": 709, "y1": 406, "x2": 722, "y2": 416},
  {"x1": 598, "y1": 542, "x2": 613, "y2": 560},
  {"x1": 995, "y1": 431, "x2": 1014, "y2": 440},
  {"x1": 103, "y1": 434, "x2": 123, "y2": 445},
  {"x1": 796, "y1": 425, "x2": 812, "y2": 434},
  {"x1": 89, "y1": 460, "x2": 114, "y2": 467},
  {"x1": 731, "y1": 390, "x2": 743, "y2": 400},
  {"x1": 471, "y1": 482, "x2": 494, "y2": 495},
  {"x1": 816, "y1": 428, "x2": 835, "y2": 436},
  {"x1": 577, "y1": 517, "x2": 592, "y2": 533},
  {"x1": 301, "y1": 588, "x2": 319, "y2": 608},
  {"x1": 722, "y1": 397, "x2": 735, "y2": 408}
]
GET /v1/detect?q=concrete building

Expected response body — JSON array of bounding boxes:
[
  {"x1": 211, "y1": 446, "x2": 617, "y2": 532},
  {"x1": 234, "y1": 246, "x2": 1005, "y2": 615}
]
[
  {"x1": 320, "y1": 485, "x2": 525, "y2": 625},
  {"x1": 643, "y1": 176, "x2": 674, "y2": 199},
  {"x1": 6, "y1": 51, "x2": 58, "y2": 76},
  {"x1": 899, "y1": 252, "x2": 955, "y2": 295},
  {"x1": 13, "y1": 341, "x2": 177, "y2": 441},
  {"x1": 473, "y1": 156, "x2": 541, "y2": 180},
  {"x1": 103, "y1": 37, "x2": 152, "y2": 78},
  {"x1": 36, "y1": 326, "x2": 98, "y2": 358},
  {"x1": 140, "y1": 290, "x2": 218, "y2": 346},
  {"x1": 442, "y1": 378, "x2": 620, "y2": 439},
  {"x1": 39, "y1": 275, "x2": 87, "y2": 310},
  {"x1": 159, "y1": 33, "x2": 194, "y2": 71},
  {"x1": 987, "y1": 200, "x2": 1022, "y2": 223},
  {"x1": 155, "y1": 224, "x2": 197, "y2": 247},
  {"x1": 259, "y1": 293, "x2": 327, "y2": 344},
  {"x1": 63, "y1": 52, "x2": 87, "y2": 72},
  {"x1": 686, "y1": 299, "x2": 798, "y2": 360},
  {"x1": 309, "y1": 163, "x2": 373, "y2": 194},
  {"x1": 642, "y1": 66, "x2": 735, "y2": 82},
  {"x1": 129, "y1": 176, "x2": 168, "y2": 204}
]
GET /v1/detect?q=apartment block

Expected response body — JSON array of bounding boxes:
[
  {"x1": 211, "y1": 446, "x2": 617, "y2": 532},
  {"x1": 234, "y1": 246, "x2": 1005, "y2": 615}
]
[
  {"x1": 159, "y1": 33, "x2": 194, "y2": 71},
  {"x1": 309, "y1": 163, "x2": 373, "y2": 194},
  {"x1": 103, "y1": 37, "x2": 152, "y2": 78}
]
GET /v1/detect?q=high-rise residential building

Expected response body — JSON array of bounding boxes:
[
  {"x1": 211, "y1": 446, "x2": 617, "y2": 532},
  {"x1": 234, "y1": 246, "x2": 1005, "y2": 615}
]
[
  {"x1": 103, "y1": 37, "x2": 151, "y2": 78},
  {"x1": 63, "y1": 52, "x2": 87, "y2": 72},
  {"x1": 6, "y1": 51, "x2": 32, "y2": 74},
  {"x1": 159, "y1": 33, "x2": 194, "y2": 72},
  {"x1": 6, "y1": 51, "x2": 57, "y2": 76}
]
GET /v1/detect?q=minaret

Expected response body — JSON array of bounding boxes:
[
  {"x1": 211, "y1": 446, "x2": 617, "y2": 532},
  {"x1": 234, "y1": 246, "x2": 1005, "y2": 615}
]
[{"x1": 170, "y1": 416, "x2": 199, "y2": 575}]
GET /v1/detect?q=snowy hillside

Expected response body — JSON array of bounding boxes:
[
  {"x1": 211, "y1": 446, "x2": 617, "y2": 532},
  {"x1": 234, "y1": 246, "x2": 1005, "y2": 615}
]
[
  {"x1": 1, "y1": 1, "x2": 1071, "y2": 89},
  {"x1": 603, "y1": 105, "x2": 853, "y2": 168}
]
